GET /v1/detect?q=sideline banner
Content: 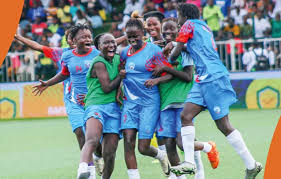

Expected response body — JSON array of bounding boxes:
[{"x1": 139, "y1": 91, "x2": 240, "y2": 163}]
[{"x1": 0, "y1": 82, "x2": 66, "y2": 119}]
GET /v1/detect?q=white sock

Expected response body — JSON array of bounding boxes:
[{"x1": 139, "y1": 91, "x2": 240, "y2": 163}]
[
  {"x1": 127, "y1": 169, "x2": 140, "y2": 179},
  {"x1": 194, "y1": 151, "x2": 204, "y2": 179},
  {"x1": 202, "y1": 142, "x2": 212, "y2": 153},
  {"x1": 154, "y1": 148, "x2": 165, "y2": 160},
  {"x1": 158, "y1": 144, "x2": 166, "y2": 151},
  {"x1": 88, "y1": 165, "x2": 96, "y2": 179},
  {"x1": 181, "y1": 126, "x2": 195, "y2": 164},
  {"x1": 168, "y1": 173, "x2": 177, "y2": 179},
  {"x1": 77, "y1": 162, "x2": 89, "y2": 177},
  {"x1": 226, "y1": 130, "x2": 256, "y2": 170},
  {"x1": 177, "y1": 175, "x2": 187, "y2": 179}
]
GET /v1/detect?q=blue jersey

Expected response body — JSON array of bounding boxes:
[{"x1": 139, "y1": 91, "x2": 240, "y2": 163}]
[
  {"x1": 43, "y1": 46, "x2": 71, "y2": 100},
  {"x1": 61, "y1": 47, "x2": 100, "y2": 104},
  {"x1": 176, "y1": 19, "x2": 229, "y2": 83},
  {"x1": 120, "y1": 42, "x2": 169, "y2": 105}
]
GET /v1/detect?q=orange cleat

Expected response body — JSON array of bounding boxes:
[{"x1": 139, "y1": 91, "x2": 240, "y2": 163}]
[{"x1": 207, "y1": 141, "x2": 219, "y2": 169}]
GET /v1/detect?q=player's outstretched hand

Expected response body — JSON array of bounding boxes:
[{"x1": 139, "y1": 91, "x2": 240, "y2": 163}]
[
  {"x1": 119, "y1": 69, "x2": 126, "y2": 79},
  {"x1": 77, "y1": 94, "x2": 86, "y2": 106},
  {"x1": 32, "y1": 80, "x2": 49, "y2": 96},
  {"x1": 163, "y1": 42, "x2": 174, "y2": 57},
  {"x1": 144, "y1": 78, "x2": 159, "y2": 88}
]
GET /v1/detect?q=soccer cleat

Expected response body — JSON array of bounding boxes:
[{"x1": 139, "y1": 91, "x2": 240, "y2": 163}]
[
  {"x1": 245, "y1": 162, "x2": 263, "y2": 179},
  {"x1": 158, "y1": 152, "x2": 171, "y2": 177},
  {"x1": 94, "y1": 157, "x2": 104, "y2": 176},
  {"x1": 170, "y1": 161, "x2": 196, "y2": 176},
  {"x1": 88, "y1": 166, "x2": 96, "y2": 179},
  {"x1": 207, "y1": 141, "x2": 219, "y2": 169},
  {"x1": 77, "y1": 163, "x2": 90, "y2": 179}
]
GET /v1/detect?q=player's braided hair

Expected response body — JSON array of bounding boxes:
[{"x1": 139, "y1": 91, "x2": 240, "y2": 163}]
[
  {"x1": 125, "y1": 18, "x2": 144, "y2": 32},
  {"x1": 70, "y1": 24, "x2": 92, "y2": 40},
  {"x1": 177, "y1": 3, "x2": 200, "y2": 20}
]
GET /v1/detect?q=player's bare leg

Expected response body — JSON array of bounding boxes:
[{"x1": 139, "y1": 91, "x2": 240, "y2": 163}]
[
  {"x1": 138, "y1": 138, "x2": 171, "y2": 176},
  {"x1": 101, "y1": 133, "x2": 119, "y2": 179},
  {"x1": 215, "y1": 115, "x2": 262, "y2": 179},
  {"x1": 74, "y1": 127, "x2": 85, "y2": 150},
  {"x1": 123, "y1": 129, "x2": 140, "y2": 179},
  {"x1": 78, "y1": 117, "x2": 103, "y2": 179},
  {"x1": 170, "y1": 102, "x2": 203, "y2": 176}
]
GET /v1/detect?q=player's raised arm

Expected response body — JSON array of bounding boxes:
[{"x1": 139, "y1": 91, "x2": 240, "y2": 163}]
[
  {"x1": 32, "y1": 72, "x2": 69, "y2": 96},
  {"x1": 14, "y1": 32, "x2": 44, "y2": 52}
]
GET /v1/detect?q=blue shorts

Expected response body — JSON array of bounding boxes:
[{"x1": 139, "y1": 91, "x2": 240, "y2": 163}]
[
  {"x1": 84, "y1": 103, "x2": 121, "y2": 134},
  {"x1": 65, "y1": 99, "x2": 85, "y2": 132},
  {"x1": 121, "y1": 101, "x2": 160, "y2": 139},
  {"x1": 186, "y1": 76, "x2": 237, "y2": 120},
  {"x1": 157, "y1": 108, "x2": 183, "y2": 138}
]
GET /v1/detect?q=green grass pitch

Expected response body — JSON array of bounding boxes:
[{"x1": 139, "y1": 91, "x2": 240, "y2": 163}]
[{"x1": 0, "y1": 109, "x2": 280, "y2": 179}]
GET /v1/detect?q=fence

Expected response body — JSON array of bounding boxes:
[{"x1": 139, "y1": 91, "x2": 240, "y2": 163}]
[
  {"x1": 1, "y1": 38, "x2": 281, "y2": 82},
  {"x1": 216, "y1": 37, "x2": 281, "y2": 72}
]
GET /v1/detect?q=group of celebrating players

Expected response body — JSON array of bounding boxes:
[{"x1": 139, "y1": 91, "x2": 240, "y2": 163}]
[{"x1": 15, "y1": 3, "x2": 262, "y2": 179}]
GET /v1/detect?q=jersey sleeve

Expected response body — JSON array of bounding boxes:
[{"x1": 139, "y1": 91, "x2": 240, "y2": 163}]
[
  {"x1": 42, "y1": 46, "x2": 63, "y2": 62},
  {"x1": 176, "y1": 20, "x2": 194, "y2": 43},
  {"x1": 181, "y1": 51, "x2": 194, "y2": 67},
  {"x1": 60, "y1": 53, "x2": 70, "y2": 76}
]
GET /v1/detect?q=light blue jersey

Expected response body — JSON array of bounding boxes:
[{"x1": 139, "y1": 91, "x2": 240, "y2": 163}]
[
  {"x1": 176, "y1": 19, "x2": 229, "y2": 83},
  {"x1": 61, "y1": 47, "x2": 100, "y2": 105},
  {"x1": 120, "y1": 42, "x2": 169, "y2": 106}
]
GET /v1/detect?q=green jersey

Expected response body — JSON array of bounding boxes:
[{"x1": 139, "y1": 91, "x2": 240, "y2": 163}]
[
  {"x1": 159, "y1": 54, "x2": 193, "y2": 110},
  {"x1": 84, "y1": 55, "x2": 120, "y2": 107}
]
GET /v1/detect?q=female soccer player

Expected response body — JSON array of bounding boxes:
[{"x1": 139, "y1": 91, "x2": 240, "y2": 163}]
[
  {"x1": 143, "y1": 11, "x2": 165, "y2": 46},
  {"x1": 120, "y1": 18, "x2": 171, "y2": 179},
  {"x1": 77, "y1": 33, "x2": 125, "y2": 179},
  {"x1": 169, "y1": 4, "x2": 262, "y2": 178},
  {"x1": 32, "y1": 24, "x2": 100, "y2": 178},
  {"x1": 145, "y1": 17, "x2": 219, "y2": 179},
  {"x1": 13, "y1": 30, "x2": 87, "y2": 147}
]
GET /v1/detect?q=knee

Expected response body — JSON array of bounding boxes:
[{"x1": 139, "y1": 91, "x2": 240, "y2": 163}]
[
  {"x1": 86, "y1": 136, "x2": 100, "y2": 148},
  {"x1": 180, "y1": 113, "x2": 193, "y2": 125},
  {"x1": 216, "y1": 123, "x2": 234, "y2": 136},
  {"x1": 138, "y1": 144, "x2": 149, "y2": 155},
  {"x1": 124, "y1": 136, "x2": 135, "y2": 151}
]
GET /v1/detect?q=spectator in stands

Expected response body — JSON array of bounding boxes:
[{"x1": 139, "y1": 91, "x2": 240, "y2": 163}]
[
  {"x1": 143, "y1": 0, "x2": 157, "y2": 14},
  {"x1": 88, "y1": 8, "x2": 103, "y2": 29},
  {"x1": 31, "y1": 16, "x2": 48, "y2": 39},
  {"x1": 164, "y1": 1, "x2": 177, "y2": 18},
  {"x1": 248, "y1": 9, "x2": 271, "y2": 39},
  {"x1": 43, "y1": 29, "x2": 61, "y2": 47},
  {"x1": 271, "y1": 13, "x2": 281, "y2": 38},
  {"x1": 266, "y1": 3, "x2": 276, "y2": 20},
  {"x1": 46, "y1": 0, "x2": 58, "y2": 24},
  {"x1": 242, "y1": 42, "x2": 273, "y2": 72},
  {"x1": 231, "y1": 0, "x2": 245, "y2": 8},
  {"x1": 70, "y1": 0, "x2": 86, "y2": 18},
  {"x1": 203, "y1": 0, "x2": 224, "y2": 37},
  {"x1": 215, "y1": 0, "x2": 231, "y2": 17},
  {"x1": 224, "y1": 17, "x2": 240, "y2": 37},
  {"x1": 186, "y1": 0, "x2": 201, "y2": 11},
  {"x1": 118, "y1": 0, "x2": 145, "y2": 30},
  {"x1": 57, "y1": 0, "x2": 72, "y2": 25},
  {"x1": 73, "y1": 9, "x2": 91, "y2": 26},
  {"x1": 230, "y1": 6, "x2": 248, "y2": 25},
  {"x1": 27, "y1": 0, "x2": 46, "y2": 22},
  {"x1": 240, "y1": 15, "x2": 253, "y2": 39}
]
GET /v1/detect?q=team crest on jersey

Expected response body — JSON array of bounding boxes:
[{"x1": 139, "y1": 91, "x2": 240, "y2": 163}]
[
  {"x1": 128, "y1": 62, "x2": 135, "y2": 70},
  {"x1": 213, "y1": 106, "x2": 221, "y2": 114},
  {"x1": 85, "y1": 61, "x2": 92, "y2": 68}
]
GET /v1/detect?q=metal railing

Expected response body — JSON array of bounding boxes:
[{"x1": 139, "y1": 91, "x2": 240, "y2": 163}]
[{"x1": 216, "y1": 37, "x2": 281, "y2": 72}]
